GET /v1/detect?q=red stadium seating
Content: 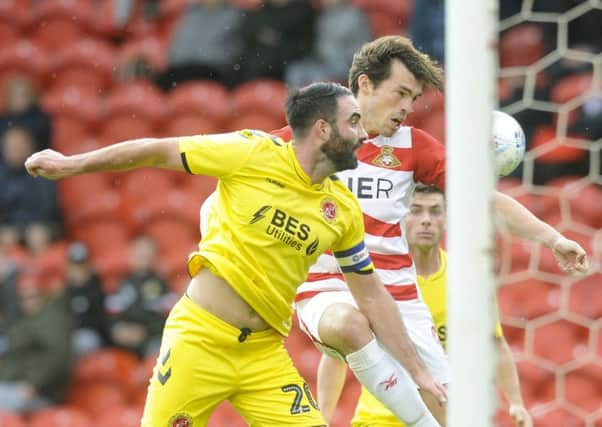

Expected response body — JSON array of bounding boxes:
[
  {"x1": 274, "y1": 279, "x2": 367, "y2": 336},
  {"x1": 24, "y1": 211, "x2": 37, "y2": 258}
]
[
  {"x1": 533, "y1": 319, "x2": 590, "y2": 366},
  {"x1": 550, "y1": 73, "x2": 593, "y2": 105},
  {"x1": 119, "y1": 168, "x2": 175, "y2": 227},
  {"x1": 0, "y1": 40, "x2": 50, "y2": 87},
  {"x1": 96, "y1": 405, "x2": 144, "y2": 427},
  {"x1": 227, "y1": 112, "x2": 285, "y2": 133},
  {"x1": 29, "y1": 406, "x2": 93, "y2": 427},
  {"x1": 500, "y1": 323, "x2": 526, "y2": 353},
  {"x1": 365, "y1": 10, "x2": 406, "y2": 38},
  {"x1": 0, "y1": 21, "x2": 18, "y2": 51},
  {"x1": 419, "y1": 109, "x2": 445, "y2": 144},
  {"x1": 105, "y1": 81, "x2": 168, "y2": 123},
  {"x1": 568, "y1": 274, "x2": 602, "y2": 320},
  {"x1": 50, "y1": 38, "x2": 116, "y2": 95},
  {"x1": 0, "y1": 0, "x2": 31, "y2": 28},
  {"x1": 118, "y1": 35, "x2": 168, "y2": 76},
  {"x1": 498, "y1": 278, "x2": 561, "y2": 320},
  {"x1": 532, "y1": 406, "x2": 585, "y2": 427},
  {"x1": 73, "y1": 348, "x2": 139, "y2": 392},
  {"x1": 530, "y1": 125, "x2": 587, "y2": 163},
  {"x1": 30, "y1": 0, "x2": 94, "y2": 51},
  {"x1": 168, "y1": 80, "x2": 232, "y2": 125},
  {"x1": 514, "y1": 361, "x2": 556, "y2": 408},
  {"x1": 564, "y1": 363, "x2": 602, "y2": 413},
  {"x1": 232, "y1": 79, "x2": 288, "y2": 123},
  {"x1": 0, "y1": 411, "x2": 27, "y2": 427},
  {"x1": 71, "y1": 219, "x2": 131, "y2": 258},
  {"x1": 499, "y1": 24, "x2": 545, "y2": 68},
  {"x1": 68, "y1": 381, "x2": 128, "y2": 417},
  {"x1": 208, "y1": 401, "x2": 247, "y2": 427},
  {"x1": 144, "y1": 217, "x2": 199, "y2": 257},
  {"x1": 165, "y1": 114, "x2": 223, "y2": 136},
  {"x1": 42, "y1": 85, "x2": 101, "y2": 126}
]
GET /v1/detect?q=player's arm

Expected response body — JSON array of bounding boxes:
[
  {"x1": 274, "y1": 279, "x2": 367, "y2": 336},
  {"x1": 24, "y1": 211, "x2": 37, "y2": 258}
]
[
  {"x1": 496, "y1": 336, "x2": 532, "y2": 427},
  {"x1": 25, "y1": 137, "x2": 184, "y2": 180},
  {"x1": 493, "y1": 191, "x2": 588, "y2": 275},
  {"x1": 317, "y1": 354, "x2": 347, "y2": 425},
  {"x1": 343, "y1": 270, "x2": 447, "y2": 404}
]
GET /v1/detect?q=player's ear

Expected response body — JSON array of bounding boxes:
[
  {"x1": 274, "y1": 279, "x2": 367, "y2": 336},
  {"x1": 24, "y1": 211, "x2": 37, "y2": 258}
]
[
  {"x1": 316, "y1": 118, "x2": 331, "y2": 141},
  {"x1": 357, "y1": 74, "x2": 373, "y2": 95}
]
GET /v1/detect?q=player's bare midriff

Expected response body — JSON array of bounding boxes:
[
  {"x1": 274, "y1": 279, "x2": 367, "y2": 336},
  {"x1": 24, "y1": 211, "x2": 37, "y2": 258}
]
[{"x1": 186, "y1": 268, "x2": 271, "y2": 332}]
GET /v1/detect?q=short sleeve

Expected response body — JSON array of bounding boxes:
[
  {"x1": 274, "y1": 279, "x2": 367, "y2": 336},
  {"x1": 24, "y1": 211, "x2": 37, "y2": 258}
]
[
  {"x1": 411, "y1": 127, "x2": 446, "y2": 191},
  {"x1": 179, "y1": 131, "x2": 258, "y2": 178}
]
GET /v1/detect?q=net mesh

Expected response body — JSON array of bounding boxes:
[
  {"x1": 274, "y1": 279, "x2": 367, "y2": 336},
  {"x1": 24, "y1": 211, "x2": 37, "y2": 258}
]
[{"x1": 495, "y1": 1, "x2": 601, "y2": 426}]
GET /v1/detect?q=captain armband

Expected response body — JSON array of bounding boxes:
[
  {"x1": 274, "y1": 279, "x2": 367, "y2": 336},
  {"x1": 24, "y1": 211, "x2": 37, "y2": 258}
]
[{"x1": 334, "y1": 241, "x2": 374, "y2": 274}]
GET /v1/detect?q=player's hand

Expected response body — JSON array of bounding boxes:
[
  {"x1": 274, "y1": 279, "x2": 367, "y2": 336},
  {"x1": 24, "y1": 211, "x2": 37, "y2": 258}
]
[
  {"x1": 25, "y1": 149, "x2": 75, "y2": 180},
  {"x1": 509, "y1": 404, "x2": 532, "y2": 427},
  {"x1": 414, "y1": 370, "x2": 447, "y2": 405},
  {"x1": 551, "y1": 236, "x2": 589, "y2": 276}
]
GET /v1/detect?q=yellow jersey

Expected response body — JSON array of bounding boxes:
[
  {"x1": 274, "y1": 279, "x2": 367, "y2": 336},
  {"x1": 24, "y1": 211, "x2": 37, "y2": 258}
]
[
  {"x1": 180, "y1": 130, "x2": 373, "y2": 336},
  {"x1": 352, "y1": 249, "x2": 502, "y2": 426}
]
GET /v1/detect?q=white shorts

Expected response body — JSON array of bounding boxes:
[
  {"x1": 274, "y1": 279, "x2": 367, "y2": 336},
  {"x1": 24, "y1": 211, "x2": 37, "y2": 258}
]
[{"x1": 295, "y1": 291, "x2": 449, "y2": 385}]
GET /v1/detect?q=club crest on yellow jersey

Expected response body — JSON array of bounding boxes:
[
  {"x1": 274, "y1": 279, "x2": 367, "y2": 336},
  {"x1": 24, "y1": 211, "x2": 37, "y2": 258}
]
[
  {"x1": 321, "y1": 198, "x2": 337, "y2": 222},
  {"x1": 373, "y1": 146, "x2": 401, "y2": 168}
]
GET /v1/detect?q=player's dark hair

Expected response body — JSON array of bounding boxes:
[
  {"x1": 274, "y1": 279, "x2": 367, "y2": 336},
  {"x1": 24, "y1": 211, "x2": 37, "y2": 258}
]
[
  {"x1": 285, "y1": 82, "x2": 352, "y2": 139},
  {"x1": 413, "y1": 183, "x2": 444, "y2": 196},
  {"x1": 348, "y1": 36, "x2": 443, "y2": 96}
]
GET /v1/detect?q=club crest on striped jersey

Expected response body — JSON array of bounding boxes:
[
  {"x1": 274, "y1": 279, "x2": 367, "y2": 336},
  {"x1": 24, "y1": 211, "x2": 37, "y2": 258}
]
[
  {"x1": 321, "y1": 199, "x2": 337, "y2": 222},
  {"x1": 169, "y1": 413, "x2": 192, "y2": 427},
  {"x1": 373, "y1": 146, "x2": 401, "y2": 168}
]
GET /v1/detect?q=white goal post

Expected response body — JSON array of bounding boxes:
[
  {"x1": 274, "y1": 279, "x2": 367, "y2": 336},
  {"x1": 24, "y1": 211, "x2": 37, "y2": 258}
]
[{"x1": 446, "y1": 0, "x2": 499, "y2": 426}]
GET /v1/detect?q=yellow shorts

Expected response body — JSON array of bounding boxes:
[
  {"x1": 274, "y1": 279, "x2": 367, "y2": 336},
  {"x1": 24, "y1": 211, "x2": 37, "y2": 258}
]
[
  {"x1": 351, "y1": 386, "x2": 404, "y2": 427},
  {"x1": 141, "y1": 295, "x2": 325, "y2": 427}
]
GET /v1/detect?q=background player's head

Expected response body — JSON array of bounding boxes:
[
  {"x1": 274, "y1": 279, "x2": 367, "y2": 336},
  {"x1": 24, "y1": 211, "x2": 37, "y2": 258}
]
[
  {"x1": 349, "y1": 36, "x2": 443, "y2": 137},
  {"x1": 285, "y1": 81, "x2": 367, "y2": 171},
  {"x1": 405, "y1": 184, "x2": 446, "y2": 252}
]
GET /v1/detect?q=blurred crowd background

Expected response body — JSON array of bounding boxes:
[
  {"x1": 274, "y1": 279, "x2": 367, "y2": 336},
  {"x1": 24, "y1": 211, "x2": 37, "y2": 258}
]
[{"x1": 0, "y1": 0, "x2": 600, "y2": 426}]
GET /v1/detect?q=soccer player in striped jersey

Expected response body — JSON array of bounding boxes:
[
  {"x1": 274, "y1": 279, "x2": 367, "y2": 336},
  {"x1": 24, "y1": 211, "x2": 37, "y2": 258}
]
[
  {"x1": 24, "y1": 82, "x2": 446, "y2": 427},
  {"x1": 325, "y1": 184, "x2": 531, "y2": 427},
  {"x1": 286, "y1": 36, "x2": 588, "y2": 426}
]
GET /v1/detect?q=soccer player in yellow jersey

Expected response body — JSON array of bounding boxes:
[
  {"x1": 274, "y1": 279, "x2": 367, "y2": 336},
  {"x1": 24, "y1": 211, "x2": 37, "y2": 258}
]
[
  {"x1": 319, "y1": 184, "x2": 533, "y2": 427},
  {"x1": 24, "y1": 82, "x2": 446, "y2": 427}
]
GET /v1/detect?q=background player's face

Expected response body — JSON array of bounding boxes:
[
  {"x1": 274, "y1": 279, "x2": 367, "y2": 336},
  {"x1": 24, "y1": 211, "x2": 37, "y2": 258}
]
[
  {"x1": 405, "y1": 192, "x2": 446, "y2": 250},
  {"x1": 321, "y1": 95, "x2": 367, "y2": 171},
  {"x1": 358, "y1": 60, "x2": 423, "y2": 137}
]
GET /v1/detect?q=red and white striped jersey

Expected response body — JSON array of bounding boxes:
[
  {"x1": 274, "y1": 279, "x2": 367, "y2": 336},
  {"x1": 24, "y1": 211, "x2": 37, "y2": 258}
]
[{"x1": 271, "y1": 126, "x2": 446, "y2": 303}]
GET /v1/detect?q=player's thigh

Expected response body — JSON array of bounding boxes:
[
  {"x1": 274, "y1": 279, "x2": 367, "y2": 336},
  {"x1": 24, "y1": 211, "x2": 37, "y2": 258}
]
[
  {"x1": 296, "y1": 291, "x2": 358, "y2": 343},
  {"x1": 141, "y1": 323, "x2": 232, "y2": 426},
  {"x1": 232, "y1": 340, "x2": 326, "y2": 427}
]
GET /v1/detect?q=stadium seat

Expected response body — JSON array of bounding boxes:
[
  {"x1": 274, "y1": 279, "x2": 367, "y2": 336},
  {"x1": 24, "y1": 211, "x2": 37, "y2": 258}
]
[
  {"x1": 117, "y1": 35, "x2": 168, "y2": 77},
  {"x1": 563, "y1": 181, "x2": 602, "y2": 229},
  {"x1": 50, "y1": 38, "x2": 116, "y2": 95},
  {"x1": 564, "y1": 363, "x2": 602, "y2": 413},
  {"x1": 71, "y1": 219, "x2": 131, "y2": 258},
  {"x1": 60, "y1": 184, "x2": 123, "y2": 230},
  {"x1": 34, "y1": 241, "x2": 69, "y2": 281},
  {"x1": 185, "y1": 174, "x2": 218, "y2": 204},
  {"x1": 232, "y1": 79, "x2": 287, "y2": 123},
  {"x1": 550, "y1": 73, "x2": 593, "y2": 105},
  {"x1": 30, "y1": 0, "x2": 94, "y2": 51},
  {"x1": 353, "y1": 0, "x2": 412, "y2": 24},
  {"x1": 532, "y1": 407, "x2": 585, "y2": 427},
  {"x1": 404, "y1": 88, "x2": 444, "y2": 129},
  {"x1": 58, "y1": 173, "x2": 111, "y2": 212},
  {"x1": 92, "y1": 240, "x2": 132, "y2": 293},
  {"x1": 0, "y1": 411, "x2": 26, "y2": 427},
  {"x1": 0, "y1": 0, "x2": 31, "y2": 28},
  {"x1": 515, "y1": 361, "x2": 556, "y2": 408},
  {"x1": 97, "y1": 405, "x2": 144, "y2": 427},
  {"x1": 229, "y1": 0, "x2": 263, "y2": 9},
  {"x1": 144, "y1": 218, "x2": 199, "y2": 257},
  {"x1": 0, "y1": 40, "x2": 50, "y2": 86},
  {"x1": 68, "y1": 381, "x2": 128, "y2": 417},
  {"x1": 419, "y1": 109, "x2": 445, "y2": 144},
  {"x1": 73, "y1": 348, "x2": 140, "y2": 392},
  {"x1": 105, "y1": 81, "x2": 168, "y2": 123},
  {"x1": 530, "y1": 125, "x2": 587, "y2": 163},
  {"x1": 119, "y1": 168, "x2": 175, "y2": 227},
  {"x1": 227, "y1": 112, "x2": 285, "y2": 133},
  {"x1": 165, "y1": 114, "x2": 223, "y2": 137},
  {"x1": 50, "y1": 117, "x2": 92, "y2": 153},
  {"x1": 208, "y1": 401, "x2": 247, "y2": 427},
  {"x1": 0, "y1": 21, "x2": 18, "y2": 51},
  {"x1": 497, "y1": 278, "x2": 561, "y2": 320},
  {"x1": 568, "y1": 274, "x2": 602, "y2": 320},
  {"x1": 500, "y1": 323, "x2": 525, "y2": 353},
  {"x1": 499, "y1": 24, "x2": 545, "y2": 68},
  {"x1": 42, "y1": 85, "x2": 101, "y2": 125},
  {"x1": 100, "y1": 115, "x2": 157, "y2": 145},
  {"x1": 365, "y1": 10, "x2": 406, "y2": 38},
  {"x1": 168, "y1": 80, "x2": 232, "y2": 125},
  {"x1": 29, "y1": 406, "x2": 93, "y2": 427},
  {"x1": 533, "y1": 319, "x2": 589, "y2": 366}
]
